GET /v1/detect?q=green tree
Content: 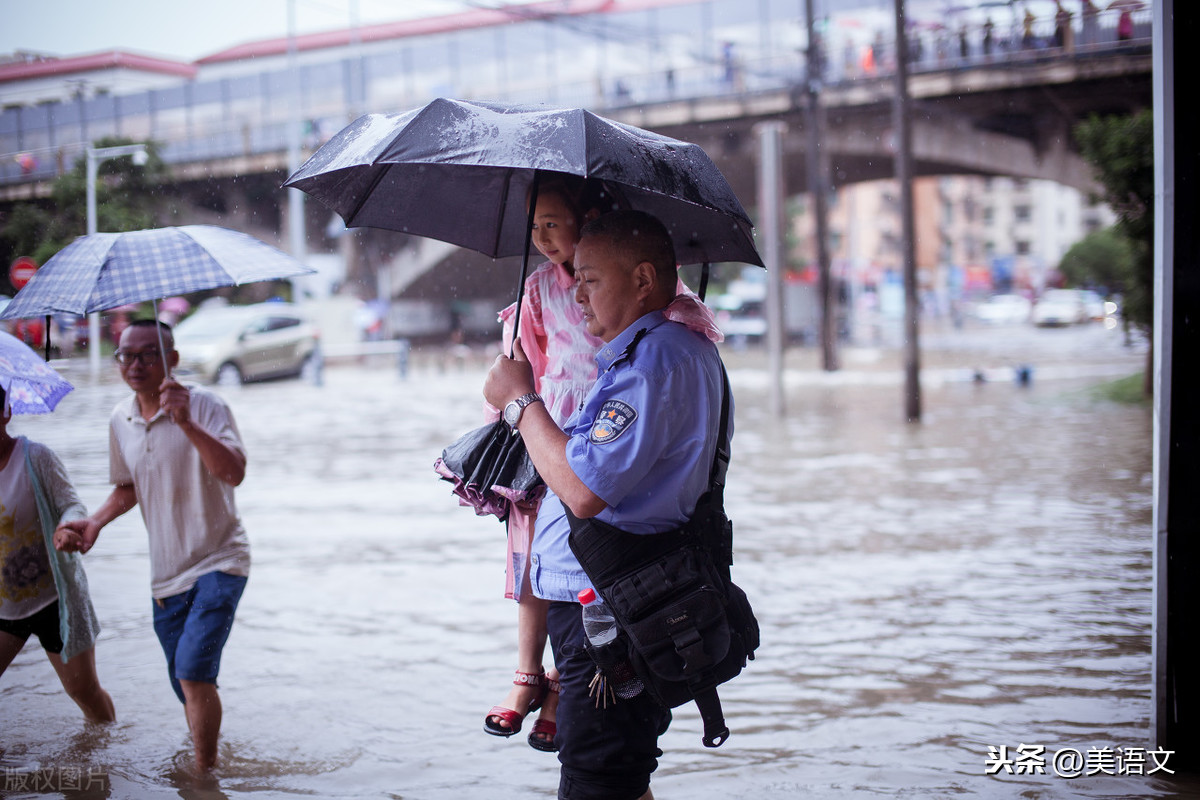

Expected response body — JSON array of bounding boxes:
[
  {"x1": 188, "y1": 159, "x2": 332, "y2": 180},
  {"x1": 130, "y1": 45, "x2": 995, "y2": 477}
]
[
  {"x1": 1, "y1": 138, "x2": 167, "y2": 279},
  {"x1": 1058, "y1": 226, "x2": 1136, "y2": 295},
  {"x1": 1073, "y1": 111, "x2": 1154, "y2": 331}
]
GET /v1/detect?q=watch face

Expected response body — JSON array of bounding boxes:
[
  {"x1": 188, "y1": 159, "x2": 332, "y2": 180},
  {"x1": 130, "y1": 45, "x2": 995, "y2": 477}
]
[{"x1": 503, "y1": 402, "x2": 520, "y2": 426}]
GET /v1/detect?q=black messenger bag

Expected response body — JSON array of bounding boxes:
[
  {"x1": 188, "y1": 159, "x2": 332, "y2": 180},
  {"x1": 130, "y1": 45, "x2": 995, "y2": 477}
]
[{"x1": 566, "y1": 368, "x2": 759, "y2": 747}]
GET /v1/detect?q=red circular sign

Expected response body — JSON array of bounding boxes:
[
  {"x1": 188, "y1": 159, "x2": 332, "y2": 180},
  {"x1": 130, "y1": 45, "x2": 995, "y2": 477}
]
[{"x1": 9, "y1": 256, "x2": 38, "y2": 289}]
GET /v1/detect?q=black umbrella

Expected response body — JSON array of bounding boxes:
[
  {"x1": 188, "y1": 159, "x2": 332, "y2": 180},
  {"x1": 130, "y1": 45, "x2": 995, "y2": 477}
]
[
  {"x1": 284, "y1": 98, "x2": 761, "y2": 268},
  {"x1": 285, "y1": 98, "x2": 762, "y2": 521}
]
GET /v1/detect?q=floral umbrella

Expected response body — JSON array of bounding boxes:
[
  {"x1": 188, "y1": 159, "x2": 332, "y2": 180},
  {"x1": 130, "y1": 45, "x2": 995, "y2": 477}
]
[{"x1": 0, "y1": 331, "x2": 73, "y2": 414}]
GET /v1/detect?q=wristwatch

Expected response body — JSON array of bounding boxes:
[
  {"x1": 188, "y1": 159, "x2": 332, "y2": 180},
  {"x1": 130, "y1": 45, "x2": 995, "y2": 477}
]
[{"x1": 503, "y1": 392, "x2": 543, "y2": 429}]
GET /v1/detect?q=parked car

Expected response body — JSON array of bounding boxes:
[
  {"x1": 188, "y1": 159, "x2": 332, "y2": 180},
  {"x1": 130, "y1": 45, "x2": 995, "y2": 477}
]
[
  {"x1": 173, "y1": 302, "x2": 319, "y2": 385},
  {"x1": 971, "y1": 293, "x2": 1031, "y2": 325},
  {"x1": 712, "y1": 294, "x2": 767, "y2": 342},
  {"x1": 1031, "y1": 289, "x2": 1088, "y2": 327},
  {"x1": 1078, "y1": 289, "x2": 1107, "y2": 321}
]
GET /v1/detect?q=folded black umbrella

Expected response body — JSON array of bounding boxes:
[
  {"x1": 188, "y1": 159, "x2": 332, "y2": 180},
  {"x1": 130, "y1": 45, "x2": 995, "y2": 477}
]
[{"x1": 434, "y1": 421, "x2": 544, "y2": 523}]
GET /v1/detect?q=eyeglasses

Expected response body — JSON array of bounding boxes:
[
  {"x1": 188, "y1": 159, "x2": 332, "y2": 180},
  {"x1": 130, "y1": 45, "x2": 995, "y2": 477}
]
[{"x1": 114, "y1": 350, "x2": 162, "y2": 366}]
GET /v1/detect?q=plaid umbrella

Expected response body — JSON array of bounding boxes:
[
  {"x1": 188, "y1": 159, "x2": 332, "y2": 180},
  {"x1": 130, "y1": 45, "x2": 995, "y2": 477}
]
[
  {"x1": 0, "y1": 225, "x2": 315, "y2": 371},
  {"x1": 0, "y1": 331, "x2": 73, "y2": 414},
  {"x1": 0, "y1": 226, "x2": 314, "y2": 319}
]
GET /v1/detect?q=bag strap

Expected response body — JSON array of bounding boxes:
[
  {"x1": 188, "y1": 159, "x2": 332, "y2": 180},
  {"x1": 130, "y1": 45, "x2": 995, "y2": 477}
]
[
  {"x1": 694, "y1": 688, "x2": 731, "y2": 747},
  {"x1": 709, "y1": 365, "x2": 732, "y2": 496}
]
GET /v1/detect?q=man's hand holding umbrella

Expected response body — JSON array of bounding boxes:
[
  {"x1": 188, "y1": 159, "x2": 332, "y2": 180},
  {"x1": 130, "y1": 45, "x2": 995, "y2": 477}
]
[
  {"x1": 159, "y1": 378, "x2": 192, "y2": 426},
  {"x1": 484, "y1": 337, "x2": 602, "y2": 520},
  {"x1": 484, "y1": 336, "x2": 536, "y2": 414},
  {"x1": 161, "y1": 377, "x2": 247, "y2": 487}
]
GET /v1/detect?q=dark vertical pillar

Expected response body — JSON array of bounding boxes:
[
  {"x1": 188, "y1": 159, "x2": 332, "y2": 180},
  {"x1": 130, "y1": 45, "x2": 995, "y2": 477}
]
[
  {"x1": 893, "y1": 0, "x2": 921, "y2": 422},
  {"x1": 805, "y1": 0, "x2": 837, "y2": 372},
  {"x1": 1154, "y1": 0, "x2": 1200, "y2": 768}
]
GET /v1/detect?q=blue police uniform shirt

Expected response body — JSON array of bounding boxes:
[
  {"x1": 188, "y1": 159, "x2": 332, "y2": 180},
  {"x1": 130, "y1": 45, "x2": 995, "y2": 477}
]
[{"x1": 529, "y1": 309, "x2": 730, "y2": 602}]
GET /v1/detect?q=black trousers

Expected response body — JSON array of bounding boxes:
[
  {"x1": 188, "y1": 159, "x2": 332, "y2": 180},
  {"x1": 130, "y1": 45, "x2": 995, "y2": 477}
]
[{"x1": 547, "y1": 600, "x2": 672, "y2": 800}]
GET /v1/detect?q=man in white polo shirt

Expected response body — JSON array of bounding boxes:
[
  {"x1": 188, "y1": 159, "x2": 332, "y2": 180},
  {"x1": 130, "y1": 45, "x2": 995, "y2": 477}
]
[{"x1": 56, "y1": 319, "x2": 250, "y2": 773}]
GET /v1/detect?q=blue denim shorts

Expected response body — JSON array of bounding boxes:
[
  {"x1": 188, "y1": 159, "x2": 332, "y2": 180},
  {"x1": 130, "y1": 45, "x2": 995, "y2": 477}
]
[{"x1": 152, "y1": 571, "x2": 247, "y2": 704}]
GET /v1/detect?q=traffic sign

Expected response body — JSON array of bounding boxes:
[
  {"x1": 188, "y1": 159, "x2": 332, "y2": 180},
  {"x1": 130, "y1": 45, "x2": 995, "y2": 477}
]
[{"x1": 9, "y1": 256, "x2": 38, "y2": 289}]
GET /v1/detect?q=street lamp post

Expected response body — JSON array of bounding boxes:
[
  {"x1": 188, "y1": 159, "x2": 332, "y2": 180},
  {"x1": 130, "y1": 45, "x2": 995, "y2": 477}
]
[{"x1": 85, "y1": 143, "x2": 147, "y2": 374}]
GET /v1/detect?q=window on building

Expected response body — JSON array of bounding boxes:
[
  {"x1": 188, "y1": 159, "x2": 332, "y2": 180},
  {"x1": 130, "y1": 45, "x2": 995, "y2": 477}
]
[
  {"x1": 1015, "y1": 240, "x2": 1031, "y2": 256},
  {"x1": 1014, "y1": 205, "x2": 1032, "y2": 222}
]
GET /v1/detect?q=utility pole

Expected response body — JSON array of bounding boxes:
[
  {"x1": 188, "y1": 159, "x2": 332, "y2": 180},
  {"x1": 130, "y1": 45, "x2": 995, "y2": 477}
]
[
  {"x1": 805, "y1": 0, "x2": 838, "y2": 371},
  {"x1": 893, "y1": 0, "x2": 922, "y2": 422},
  {"x1": 757, "y1": 121, "x2": 787, "y2": 419},
  {"x1": 86, "y1": 143, "x2": 148, "y2": 375},
  {"x1": 286, "y1": 0, "x2": 307, "y2": 273}
]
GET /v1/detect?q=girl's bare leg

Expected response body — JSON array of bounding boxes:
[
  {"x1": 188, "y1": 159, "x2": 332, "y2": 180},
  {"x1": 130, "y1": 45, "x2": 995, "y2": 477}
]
[
  {"x1": 46, "y1": 647, "x2": 116, "y2": 723},
  {"x1": 489, "y1": 568, "x2": 552, "y2": 732}
]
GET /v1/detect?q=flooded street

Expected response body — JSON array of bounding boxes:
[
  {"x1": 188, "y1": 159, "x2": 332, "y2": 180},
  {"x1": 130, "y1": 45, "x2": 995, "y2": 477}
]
[{"x1": 2, "y1": 321, "x2": 1191, "y2": 799}]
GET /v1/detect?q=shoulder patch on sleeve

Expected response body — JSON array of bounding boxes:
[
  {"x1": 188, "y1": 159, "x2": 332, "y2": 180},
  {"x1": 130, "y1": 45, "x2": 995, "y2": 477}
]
[{"x1": 589, "y1": 399, "x2": 638, "y2": 444}]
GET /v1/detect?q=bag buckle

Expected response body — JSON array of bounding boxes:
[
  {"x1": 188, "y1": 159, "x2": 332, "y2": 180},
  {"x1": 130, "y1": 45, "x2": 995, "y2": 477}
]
[{"x1": 668, "y1": 621, "x2": 709, "y2": 674}]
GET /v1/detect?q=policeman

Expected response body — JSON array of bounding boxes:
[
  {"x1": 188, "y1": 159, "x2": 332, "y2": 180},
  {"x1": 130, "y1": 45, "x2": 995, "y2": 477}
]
[{"x1": 484, "y1": 210, "x2": 729, "y2": 800}]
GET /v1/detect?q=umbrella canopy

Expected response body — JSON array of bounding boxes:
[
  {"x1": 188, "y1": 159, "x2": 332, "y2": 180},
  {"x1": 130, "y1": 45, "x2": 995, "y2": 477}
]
[
  {"x1": 284, "y1": 98, "x2": 762, "y2": 268},
  {"x1": 0, "y1": 225, "x2": 315, "y2": 320},
  {"x1": 0, "y1": 331, "x2": 73, "y2": 414}
]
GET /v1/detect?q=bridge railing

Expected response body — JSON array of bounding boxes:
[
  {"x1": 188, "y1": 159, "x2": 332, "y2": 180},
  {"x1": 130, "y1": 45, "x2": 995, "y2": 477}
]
[{"x1": 0, "y1": 6, "x2": 1151, "y2": 192}]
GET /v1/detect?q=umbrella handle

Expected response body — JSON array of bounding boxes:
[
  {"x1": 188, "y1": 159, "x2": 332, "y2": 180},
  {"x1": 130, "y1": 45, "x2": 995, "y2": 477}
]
[
  {"x1": 698, "y1": 263, "x2": 711, "y2": 303},
  {"x1": 44, "y1": 315, "x2": 51, "y2": 361},
  {"x1": 152, "y1": 298, "x2": 172, "y2": 380},
  {"x1": 509, "y1": 171, "x2": 540, "y2": 359}
]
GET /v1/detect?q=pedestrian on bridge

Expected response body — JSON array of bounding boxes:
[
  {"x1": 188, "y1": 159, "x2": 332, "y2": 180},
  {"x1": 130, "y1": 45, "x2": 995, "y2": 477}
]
[{"x1": 1054, "y1": 1, "x2": 1075, "y2": 52}]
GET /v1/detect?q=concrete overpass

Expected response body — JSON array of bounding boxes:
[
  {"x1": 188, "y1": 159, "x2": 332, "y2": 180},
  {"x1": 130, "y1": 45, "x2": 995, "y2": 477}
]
[
  {"x1": 611, "y1": 47, "x2": 1152, "y2": 203},
  {"x1": 2, "y1": 44, "x2": 1150, "y2": 201},
  {"x1": 0, "y1": 40, "x2": 1152, "y2": 305}
]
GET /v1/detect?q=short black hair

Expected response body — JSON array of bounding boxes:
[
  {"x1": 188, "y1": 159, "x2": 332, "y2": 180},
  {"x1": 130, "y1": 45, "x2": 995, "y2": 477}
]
[
  {"x1": 123, "y1": 318, "x2": 175, "y2": 350},
  {"x1": 579, "y1": 210, "x2": 677, "y2": 285}
]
